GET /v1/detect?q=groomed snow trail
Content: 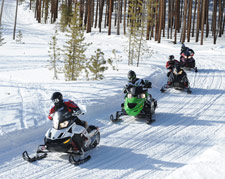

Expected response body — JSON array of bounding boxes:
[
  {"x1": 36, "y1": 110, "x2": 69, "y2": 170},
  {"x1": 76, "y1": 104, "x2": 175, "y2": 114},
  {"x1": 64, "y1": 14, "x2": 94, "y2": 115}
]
[{"x1": 0, "y1": 1, "x2": 225, "y2": 179}]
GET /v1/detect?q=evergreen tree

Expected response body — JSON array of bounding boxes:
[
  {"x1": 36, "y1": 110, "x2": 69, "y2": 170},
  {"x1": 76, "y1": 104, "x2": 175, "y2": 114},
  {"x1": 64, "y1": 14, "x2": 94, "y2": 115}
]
[
  {"x1": 87, "y1": 49, "x2": 108, "y2": 80},
  {"x1": 63, "y1": 3, "x2": 90, "y2": 81},
  {"x1": 48, "y1": 29, "x2": 61, "y2": 80},
  {"x1": 127, "y1": 0, "x2": 151, "y2": 67},
  {"x1": 60, "y1": 3, "x2": 72, "y2": 32}
]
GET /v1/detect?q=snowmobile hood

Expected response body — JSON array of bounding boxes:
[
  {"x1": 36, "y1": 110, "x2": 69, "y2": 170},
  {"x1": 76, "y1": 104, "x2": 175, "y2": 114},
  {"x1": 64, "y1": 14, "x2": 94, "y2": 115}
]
[
  {"x1": 45, "y1": 123, "x2": 85, "y2": 140},
  {"x1": 124, "y1": 97, "x2": 145, "y2": 116}
]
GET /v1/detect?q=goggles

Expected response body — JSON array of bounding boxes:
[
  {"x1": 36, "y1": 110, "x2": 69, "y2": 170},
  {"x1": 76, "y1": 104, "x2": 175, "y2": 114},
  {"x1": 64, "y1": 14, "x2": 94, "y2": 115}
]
[{"x1": 52, "y1": 98, "x2": 60, "y2": 103}]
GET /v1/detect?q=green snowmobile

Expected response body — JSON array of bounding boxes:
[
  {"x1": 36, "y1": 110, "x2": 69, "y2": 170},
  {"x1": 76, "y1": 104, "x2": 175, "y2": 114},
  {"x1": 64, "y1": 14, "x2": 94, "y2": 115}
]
[{"x1": 110, "y1": 86, "x2": 157, "y2": 124}]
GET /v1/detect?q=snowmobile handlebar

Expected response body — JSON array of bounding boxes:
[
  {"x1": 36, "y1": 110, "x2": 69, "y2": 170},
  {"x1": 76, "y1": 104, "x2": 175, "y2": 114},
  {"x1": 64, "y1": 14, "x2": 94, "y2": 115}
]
[{"x1": 72, "y1": 110, "x2": 85, "y2": 117}]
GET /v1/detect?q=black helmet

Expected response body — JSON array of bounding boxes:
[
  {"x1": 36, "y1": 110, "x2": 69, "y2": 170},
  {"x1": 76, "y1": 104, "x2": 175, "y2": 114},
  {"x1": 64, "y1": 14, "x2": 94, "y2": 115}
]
[
  {"x1": 128, "y1": 70, "x2": 136, "y2": 82},
  {"x1": 169, "y1": 55, "x2": 175, "y2": 61},
  {"x1": 51, "y1": 92, "x2": 63, "y2": 106}
]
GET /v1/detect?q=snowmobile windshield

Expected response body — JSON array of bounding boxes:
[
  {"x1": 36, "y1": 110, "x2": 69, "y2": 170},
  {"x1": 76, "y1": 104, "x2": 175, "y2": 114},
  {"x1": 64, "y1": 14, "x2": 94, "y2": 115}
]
[
  {"x1": 127, "y1": 86, "x2": 146, "y2": 98},
  {"x1": 183, "y1": 51, "x2": 191, "y2": 58},
  {"x1": 53, "y1": 111, "x2": 72, "y2": 130}
]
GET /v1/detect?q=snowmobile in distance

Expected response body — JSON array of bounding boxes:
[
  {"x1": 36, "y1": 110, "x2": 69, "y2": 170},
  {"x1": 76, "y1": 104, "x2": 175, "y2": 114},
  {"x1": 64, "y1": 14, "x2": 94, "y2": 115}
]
[
  {"x1": 160, "y1": 65, "x2": 192, "y2": 94},
  {"x1": 180, "y1": 50, "x2": 198, "y2": 72},
  {"x1": 22, "y1": 111, "x2": 100, "y2": 166},
  {"x1": 110, "y1": 86, "x2": 157, "y2": 124}
]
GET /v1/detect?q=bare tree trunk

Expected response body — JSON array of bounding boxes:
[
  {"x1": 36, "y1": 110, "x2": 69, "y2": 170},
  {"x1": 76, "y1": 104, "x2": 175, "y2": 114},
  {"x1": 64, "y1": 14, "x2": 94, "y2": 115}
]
[
  {"x1": 91, "y1": 0, "x2": 95, "y2": 27},
  {"x1": 191, "y1": 0, "x2": 197, "y2": 37},
  {"x1": 187, "y1": 0, "x2": 193, "y2": 42},
  {"x1": 167, "y1": 0, "x2": 171, "y2": 39},
  {"x1": 174, "y1": 0, "x2": 180, "y2": 44},
  {"x1": 30, "y1": 0, "x2": 32, "y2": 10},
  {"x1": 108, "y1": 0, "x2": 113, "y2": 35},
  {"x1": 213, "y1": 0, "x2": 217, "y2": 44},
  {"x1": 94, "y1": 0, "x2": 99, "y2": 28},
  {"x1": 195, "y1": 0, "x2": 201, "y2": 42},
  {"x1": 98, "y1": 0, "x2": 104, "y2": 32},
  {"x1": 205, "y1": 0, "x2": 209, "y2": 37},
  {"x1": 146, "y1": 0, "x2": 152, "y2": 40},
  {"x1": 104, "y1": 0, "x2": 109, "y2": 28},
  {"x1": 0, "y1": 0, "x2": 5, "y2": 24},
  {"x1": 181, "y1": 0, "x2": 188, "y2": 43},
  {"x1": 80, "y1": 0, "x2": 84, "y2": 26},
  {"x1": 218, "y1": 0, "x2": 223, "y2": 37},
  {"x1": 117, "y1": 0, "x2": 121, "y2": 35},
  {"x1": 86, "y1": 0, "x2": 92, "y2": 33},
  {"x1": 123, "y1": 0, "x2": 127, "y2": 34},
  {"x1": 158, "y1": 0, "x2": 164, "y2": 43},
  {"x1": 154, "y1": 1, "x2": 159, "y2": 41},
  {"x1": 162, "y1": 0, "x2": 166, "y2": 37},
  {"x1": 13, "y1": 0, "x2": 19, "y2": 40},
  {"x1": 200, "y1": 0, "x2": 205, "y2": 45}
]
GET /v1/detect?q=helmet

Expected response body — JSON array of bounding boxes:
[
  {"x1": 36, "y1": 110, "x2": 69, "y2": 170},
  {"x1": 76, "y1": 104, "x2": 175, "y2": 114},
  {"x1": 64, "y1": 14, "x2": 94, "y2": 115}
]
[
  {"x1": 169, "y1": 55, "x2": 175, "y2": 61},
  {"x1": 127, "y1": 70, "x2": 136, "y2": 82},
  {"x1": 173, "y1": 65, "x2": 182, "y2": 75},
  {"x1": 181, "y1": 44, "x2": 186, "y2": 51},
  {"x1": 51, "y1": 92, "x2": 63, "y2": 106}
]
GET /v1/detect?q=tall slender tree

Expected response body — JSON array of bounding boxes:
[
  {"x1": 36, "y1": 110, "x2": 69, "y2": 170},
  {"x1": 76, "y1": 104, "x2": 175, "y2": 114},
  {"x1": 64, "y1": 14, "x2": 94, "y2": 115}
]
[
  {"x1": 200, "y1": 0, "x2": 206, "y2": 45},
  {"x1": 64, "y1": 3, "x2": 90, "y2": 81}
]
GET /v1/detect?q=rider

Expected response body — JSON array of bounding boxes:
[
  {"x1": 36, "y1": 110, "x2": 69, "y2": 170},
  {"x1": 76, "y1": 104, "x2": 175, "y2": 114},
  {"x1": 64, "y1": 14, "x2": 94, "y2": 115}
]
[
  {"x1": 180, "y1": 44, "x2": 195, "y2": 56},
  {"x1": 167, "y1": 65, "x2": 190, "y2": 88},
  {"x1": 124, "y1": 70, "x2": 157, "y2": 107},
  {"x1": 166, "y1": 55, "x2": 180, "y2": 77},
  {"x1": 48, "y1": 92, "x2": 88, "y2": 154}
]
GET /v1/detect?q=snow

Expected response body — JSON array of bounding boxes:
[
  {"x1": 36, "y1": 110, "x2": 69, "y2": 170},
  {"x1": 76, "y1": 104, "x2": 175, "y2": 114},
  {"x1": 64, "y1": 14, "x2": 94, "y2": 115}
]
[{"x1": 0, "y1": 0, "x2": 225, "y2": 178}]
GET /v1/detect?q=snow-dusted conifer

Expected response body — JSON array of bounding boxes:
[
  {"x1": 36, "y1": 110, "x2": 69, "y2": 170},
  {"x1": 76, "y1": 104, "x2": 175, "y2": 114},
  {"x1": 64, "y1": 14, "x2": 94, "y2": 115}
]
[
  {"x1": 63, "y1": 3, "x2": 90, "y2": 81},
  {"x1": 87, "y1": 49, "x2": 108, "y2": 80},
  {"x1": 127, "y1": 0, "x2": 151, "y2": 67}
]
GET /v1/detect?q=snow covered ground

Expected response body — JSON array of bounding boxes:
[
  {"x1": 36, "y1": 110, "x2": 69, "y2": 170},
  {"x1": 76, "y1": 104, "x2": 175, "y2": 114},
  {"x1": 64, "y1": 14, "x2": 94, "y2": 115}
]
[{"x1": 0, "y1": 0, "x2": 225, "y2": 178}]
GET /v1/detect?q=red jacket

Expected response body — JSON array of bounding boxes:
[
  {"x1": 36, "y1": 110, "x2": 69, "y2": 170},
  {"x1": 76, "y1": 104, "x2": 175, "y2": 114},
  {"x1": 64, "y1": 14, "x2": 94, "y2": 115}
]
[
  {"x1": 48, "y1": 99, "x2": 80, "y2": 120},
  {"x1": 166, "y1": 60, "x2": 180, "y2": 71}
]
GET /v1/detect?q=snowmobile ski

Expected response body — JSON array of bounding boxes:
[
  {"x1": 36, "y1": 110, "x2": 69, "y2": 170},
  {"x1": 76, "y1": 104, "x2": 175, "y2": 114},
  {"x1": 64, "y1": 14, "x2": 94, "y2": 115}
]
[
  {"x1": 22, "y1": 151, "x2": 47, "y2": 163},
  {"x1": 146, "y1": 119, "x2": 155, "y2": 124},
  {"x1": 69, "y1": 154, "x2": 91, "y2": 166},
  {"x1": 110, "y1": 114, "x2": 121, "y2": 122},
  {"x1": 187, "y1": 89, "x2": 192, "y2": 94}
]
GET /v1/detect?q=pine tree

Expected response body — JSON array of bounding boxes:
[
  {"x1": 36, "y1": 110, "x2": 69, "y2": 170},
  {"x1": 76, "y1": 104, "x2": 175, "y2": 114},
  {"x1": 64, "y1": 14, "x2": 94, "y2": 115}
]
[
  {"x1": 63, "y1": 3, "x2": 90, "y2": 81},
  {"x1": 87, "y1": 49, "x2": 108, "y2": 80},
  {"x1": 127, "y1": 0, "x2": 151, "y2": 67},
  {"x1": 60, "y1": 2, "x2": 72, "y2": 32},
  {"x1": 48, "y1": 29, "x2": 61, "y2": 80}
]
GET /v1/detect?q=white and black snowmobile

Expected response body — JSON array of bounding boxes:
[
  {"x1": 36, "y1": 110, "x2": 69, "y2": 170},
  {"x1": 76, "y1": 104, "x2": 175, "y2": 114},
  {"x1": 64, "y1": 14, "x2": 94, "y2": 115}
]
[{"x1": 22, "y1": 111, "x2": 100, "y2": 166}]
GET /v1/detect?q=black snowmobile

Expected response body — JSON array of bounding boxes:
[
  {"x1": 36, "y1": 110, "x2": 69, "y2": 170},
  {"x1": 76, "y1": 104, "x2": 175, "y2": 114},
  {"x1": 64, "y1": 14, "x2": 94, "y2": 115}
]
[
  {"x1": 160, "y1": 65, "x2": 192, "y2": 94},
  {"x1": 180, "y1": 50, "x2": 198, "y2": 72},
  {"x1": 110, "y1": 86, "x2": 157, "y2": 124},
  {"x1": 22, "y1": 111, "x2": 100, "y2": 166}
]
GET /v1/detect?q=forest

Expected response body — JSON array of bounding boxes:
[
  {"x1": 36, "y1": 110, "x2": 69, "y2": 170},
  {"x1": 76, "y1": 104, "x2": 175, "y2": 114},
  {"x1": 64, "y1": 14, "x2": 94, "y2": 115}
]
[{"x1": 0, "y1": 0, "x2": 224, "y2": 45}]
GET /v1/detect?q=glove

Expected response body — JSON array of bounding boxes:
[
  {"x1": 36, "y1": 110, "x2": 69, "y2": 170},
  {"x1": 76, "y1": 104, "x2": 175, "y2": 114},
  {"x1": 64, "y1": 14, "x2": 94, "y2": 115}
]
[
  {"x1": 123, "y1": 85, "x2": 132, "y2": 93},
  {"x1": 72, "y1": 109, "x2": 82, "y2": 116},
  {"x1": 145, "y1": 81, "x2": 152, "y2": 88}
]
